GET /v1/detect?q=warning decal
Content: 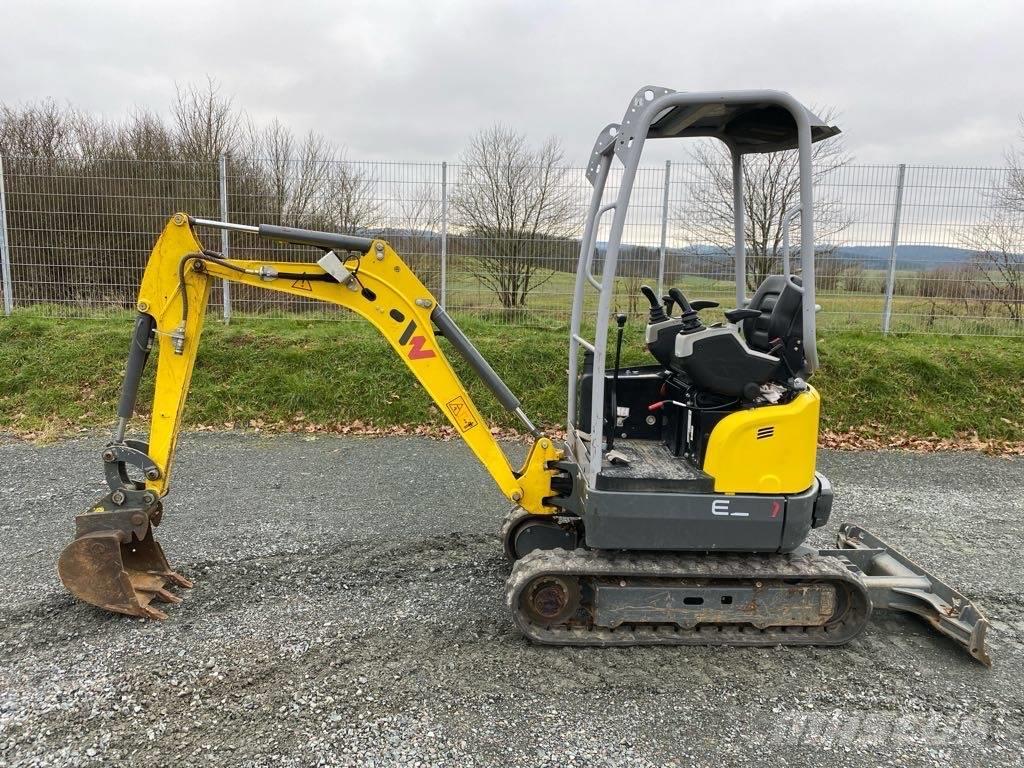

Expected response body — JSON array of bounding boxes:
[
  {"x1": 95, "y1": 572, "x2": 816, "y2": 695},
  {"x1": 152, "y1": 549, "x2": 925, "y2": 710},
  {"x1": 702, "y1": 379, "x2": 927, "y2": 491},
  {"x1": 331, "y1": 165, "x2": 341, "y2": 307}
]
[
  {"x1": 291, "y1": 278, "x2": 314, "y2": 291},
  {"x1": 445, "y1": 396, "x2": 478, "y2": 432}
]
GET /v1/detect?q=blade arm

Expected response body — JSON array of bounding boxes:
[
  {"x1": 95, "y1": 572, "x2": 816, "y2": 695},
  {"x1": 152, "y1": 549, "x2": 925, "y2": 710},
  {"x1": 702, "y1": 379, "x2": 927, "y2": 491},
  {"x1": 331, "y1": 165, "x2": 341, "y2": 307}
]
[{"x1": 822, "y1": 523, "x2": 991, "y2": 666}]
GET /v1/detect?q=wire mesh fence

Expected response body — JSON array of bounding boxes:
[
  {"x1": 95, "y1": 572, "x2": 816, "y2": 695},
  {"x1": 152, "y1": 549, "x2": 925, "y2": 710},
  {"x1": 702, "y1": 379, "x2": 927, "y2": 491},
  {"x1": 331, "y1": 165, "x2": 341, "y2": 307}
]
[{"x1": 0, "y1": 153, "x2": 1021, "y2": 335}]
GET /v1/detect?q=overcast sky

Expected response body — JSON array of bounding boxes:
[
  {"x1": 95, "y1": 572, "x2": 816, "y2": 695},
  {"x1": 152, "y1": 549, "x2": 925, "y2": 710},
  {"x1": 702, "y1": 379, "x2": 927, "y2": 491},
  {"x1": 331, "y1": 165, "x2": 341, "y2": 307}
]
[{"x1": 2, "y1": 0, "x2": 1022, "y2": 167}]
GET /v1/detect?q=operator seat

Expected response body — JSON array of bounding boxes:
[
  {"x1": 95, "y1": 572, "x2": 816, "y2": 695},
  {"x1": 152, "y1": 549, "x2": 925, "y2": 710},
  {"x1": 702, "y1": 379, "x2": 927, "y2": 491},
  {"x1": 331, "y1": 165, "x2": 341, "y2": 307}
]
[
  {"x1": 745, "y1": 275, "x2": 806, "y2": 377},
  {"x1": 743, "y1": 275, "x2": 789, "y2": 351},
  {"x1": 670, "y1": 275, "x2": 806, "y2": 399}
]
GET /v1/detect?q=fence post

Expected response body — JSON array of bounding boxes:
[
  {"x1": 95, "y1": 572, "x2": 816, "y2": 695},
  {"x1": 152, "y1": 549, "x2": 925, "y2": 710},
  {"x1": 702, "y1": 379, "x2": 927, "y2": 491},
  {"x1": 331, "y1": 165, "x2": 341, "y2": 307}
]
[
  {"x1": 657, "y1": 160, "x2": 672, "y2": 297},
  {"x1": 881, "y1": 163, "x2": 907, "y2": 334},
  {"x1": 218, "y1": 152, "x2": 232, "y2": 324},
  {"x1": 440, "y1": 161, "x2": 448, "y2": 309},
  {"x1": 0, "y1": 155, "x2": 13, "y2": 316}
]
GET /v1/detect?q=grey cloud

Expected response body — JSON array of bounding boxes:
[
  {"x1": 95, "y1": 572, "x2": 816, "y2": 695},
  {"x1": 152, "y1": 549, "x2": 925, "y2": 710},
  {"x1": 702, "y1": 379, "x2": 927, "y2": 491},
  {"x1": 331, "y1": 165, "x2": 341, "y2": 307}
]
[{"x1": 2, "y1": 0, "x2": 1022, "y2": 166}]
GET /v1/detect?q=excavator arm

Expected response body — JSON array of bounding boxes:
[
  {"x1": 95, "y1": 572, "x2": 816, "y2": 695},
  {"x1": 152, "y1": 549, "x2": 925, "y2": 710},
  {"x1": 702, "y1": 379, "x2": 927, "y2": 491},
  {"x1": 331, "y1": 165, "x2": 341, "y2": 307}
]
[{"x1": 58, "y1": 213, "x2": 563, "y2": 619}]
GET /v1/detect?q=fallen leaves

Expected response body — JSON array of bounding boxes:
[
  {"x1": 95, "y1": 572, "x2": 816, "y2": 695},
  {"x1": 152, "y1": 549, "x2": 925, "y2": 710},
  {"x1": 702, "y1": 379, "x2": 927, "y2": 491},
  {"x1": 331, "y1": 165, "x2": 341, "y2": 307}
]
[
  {"x1": 192, "y1": 421, "x2": 1024, "y2": 455},
  {"x1": 820, "y1": 429, "x2": 1024, "y2": 456},
  {"x1": 4, "y1": 419, "x2": 1022, "y2": 456},
  {"x1": 188, "y1": 418, "x2": 535, "y2": 443}
]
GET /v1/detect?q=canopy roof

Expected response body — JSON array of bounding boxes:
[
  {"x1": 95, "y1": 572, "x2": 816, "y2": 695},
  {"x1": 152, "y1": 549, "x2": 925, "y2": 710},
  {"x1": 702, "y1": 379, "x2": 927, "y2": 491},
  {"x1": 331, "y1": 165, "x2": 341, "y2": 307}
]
[{"x1": 646, "y1": 100, "x2": 839, "y2": 153}]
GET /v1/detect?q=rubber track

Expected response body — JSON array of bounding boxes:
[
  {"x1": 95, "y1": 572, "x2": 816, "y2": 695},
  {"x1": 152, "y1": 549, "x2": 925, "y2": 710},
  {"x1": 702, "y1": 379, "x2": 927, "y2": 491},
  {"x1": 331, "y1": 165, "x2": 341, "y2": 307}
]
[{"x1": 506, "y1": 548, "x2": 872, "y2": 647}]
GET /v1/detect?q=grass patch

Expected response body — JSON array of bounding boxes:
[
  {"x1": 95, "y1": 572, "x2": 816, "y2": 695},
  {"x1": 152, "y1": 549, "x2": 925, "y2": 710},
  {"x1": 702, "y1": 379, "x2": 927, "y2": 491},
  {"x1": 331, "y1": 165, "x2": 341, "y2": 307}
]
[
  {"x1": 814, "y1": 332, "x2": 1024, "y2": 441},
  {"x1": 1, "y1": 313, "x2": 1021, "y2": 442}
]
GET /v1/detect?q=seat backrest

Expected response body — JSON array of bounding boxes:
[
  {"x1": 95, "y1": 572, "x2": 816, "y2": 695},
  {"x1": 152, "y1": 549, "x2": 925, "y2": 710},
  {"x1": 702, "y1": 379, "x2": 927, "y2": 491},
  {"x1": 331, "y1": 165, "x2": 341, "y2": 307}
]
[
  {"x1": 742, "y1": 275, "x2": 788, "y2": 351},
  {"x1": 752, "y1": 275, "x2": 807, "y2": 376},
  {"x1": 767, "y1": 277, "x2": 803, "y2": 344},
  {"x1": 743, "y1": 275, "x2": 805, "y2": 368}
]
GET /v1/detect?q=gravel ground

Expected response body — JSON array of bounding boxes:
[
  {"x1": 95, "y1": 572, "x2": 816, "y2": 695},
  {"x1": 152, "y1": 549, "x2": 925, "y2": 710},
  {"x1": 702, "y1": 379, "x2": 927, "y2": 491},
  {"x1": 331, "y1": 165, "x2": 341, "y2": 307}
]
[{"x1": 1, "y1": 432, "x2": 1022, "y2": 767}]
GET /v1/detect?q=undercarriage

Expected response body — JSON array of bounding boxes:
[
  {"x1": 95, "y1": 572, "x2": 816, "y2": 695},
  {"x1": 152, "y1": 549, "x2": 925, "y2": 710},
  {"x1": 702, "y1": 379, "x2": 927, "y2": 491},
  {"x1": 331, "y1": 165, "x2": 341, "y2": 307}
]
[{"x1": 502, "y1": 519, "x2": 989, "y2": 663}]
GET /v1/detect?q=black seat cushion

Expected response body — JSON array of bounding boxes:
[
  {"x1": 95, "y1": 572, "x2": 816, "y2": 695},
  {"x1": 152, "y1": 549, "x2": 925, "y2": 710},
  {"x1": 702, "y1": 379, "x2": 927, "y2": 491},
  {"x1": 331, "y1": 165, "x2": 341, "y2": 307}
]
[
  {"x1": 673, "y1": 329, "x2": 781, "y2": 398},
  {"x1": 670, "y1": 276, "x2": 808, "y2": 399}
]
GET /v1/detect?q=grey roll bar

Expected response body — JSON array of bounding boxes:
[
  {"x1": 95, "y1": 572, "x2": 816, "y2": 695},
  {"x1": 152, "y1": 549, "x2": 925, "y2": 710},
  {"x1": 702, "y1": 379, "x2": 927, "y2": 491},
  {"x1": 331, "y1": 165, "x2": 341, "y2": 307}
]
[
  {"x1": 568, "y1": 86, "x2": 838, "y2": 486},
  {"x1": 781, "y1": 206, "x2": 801, "y2": 279}
]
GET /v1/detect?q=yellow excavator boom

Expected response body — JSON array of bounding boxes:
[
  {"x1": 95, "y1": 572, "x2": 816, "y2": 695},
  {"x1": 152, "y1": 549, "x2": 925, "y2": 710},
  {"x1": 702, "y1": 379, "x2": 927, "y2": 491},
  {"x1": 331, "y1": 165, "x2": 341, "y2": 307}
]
[{"x1": 57, "y1": 213, "x2": 562, "y2": 619}]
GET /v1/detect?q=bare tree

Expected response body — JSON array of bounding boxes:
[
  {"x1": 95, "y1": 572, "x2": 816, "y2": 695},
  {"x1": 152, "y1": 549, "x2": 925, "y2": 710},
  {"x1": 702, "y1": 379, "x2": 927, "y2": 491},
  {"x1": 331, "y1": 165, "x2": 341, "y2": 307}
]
[
  {"x1": 247, "y1": 119, "x2": 330, "y2": 225},
  {"x1": 956, "y1": 121, "x2": 1024, "y2": 326},
  {"x1": 324, "y1": 162, "x2": 379, "y2": 234},
  {"x1": 961, "y1": 217, "x2": 1024, "y2": 325},
  {"x1": 842, "y1": 262, "x2": 870, "y2": 293},
  {"x1": 613, "y1": 244, "x2": 660, "y2": 315},
  {"x1": 451, "y1": 125, "x2": 576, "y2": 312},
  {"x1": 815, "y1": 249, "x2": 845, "y2": 292},
  {"x1": 0, "y1": 99, "x2": 80, "y2": 157},
  {"x1": 390, "y1": 187, "x2": 443, "y2": 294},
  {"x1": 112, "y1": 109, "x2": 175, "y2": 160},
  {"x1": 1002, "y1": 116, "x2": 1024, "y2": 212},
  {"x1": 171, "y1": 77, "x2": 241, "y2": 161},
  {"x1": 241, "y1": 118, "x2": 379, "y2": 234},
  {"x1": 71, "y1": 111, "x2": 117, "y2": 158},
  {"x1": 674, "y1": 108, "x2": 851, "y2": 292},
  {"x1": 0, "y1": 100, "x2": 177, "y2": 162}
]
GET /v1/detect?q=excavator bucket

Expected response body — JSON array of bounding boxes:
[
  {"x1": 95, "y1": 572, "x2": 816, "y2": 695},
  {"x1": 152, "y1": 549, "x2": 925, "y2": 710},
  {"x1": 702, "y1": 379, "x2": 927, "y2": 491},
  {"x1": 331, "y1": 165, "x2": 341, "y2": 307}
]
[{"x1": 57, "y1": 498, "x2": 192, "y2": 620}]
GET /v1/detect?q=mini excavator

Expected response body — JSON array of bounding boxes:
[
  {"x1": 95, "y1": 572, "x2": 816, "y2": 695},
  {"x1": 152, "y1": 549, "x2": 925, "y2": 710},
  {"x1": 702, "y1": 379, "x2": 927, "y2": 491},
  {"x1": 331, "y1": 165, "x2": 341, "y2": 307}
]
[{"x1": 58, "y1": 87, "x2": 991, "y2": 665}]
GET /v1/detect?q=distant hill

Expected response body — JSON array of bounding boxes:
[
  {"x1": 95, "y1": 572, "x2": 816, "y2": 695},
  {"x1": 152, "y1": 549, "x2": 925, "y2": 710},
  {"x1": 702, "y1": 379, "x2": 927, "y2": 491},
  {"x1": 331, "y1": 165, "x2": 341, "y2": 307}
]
[
  {"x1": 672, "y1": 244, "x2": 979, "y2": 271},
  {"x1": 364, "y1": 231, "x2": 978, "y2": 273},
  {"x1": 835, "y1": 245, "x2": 975, "y2": 270},
  {"x1": 603, "y1": 242, "x2": 979, "y2": 272}
]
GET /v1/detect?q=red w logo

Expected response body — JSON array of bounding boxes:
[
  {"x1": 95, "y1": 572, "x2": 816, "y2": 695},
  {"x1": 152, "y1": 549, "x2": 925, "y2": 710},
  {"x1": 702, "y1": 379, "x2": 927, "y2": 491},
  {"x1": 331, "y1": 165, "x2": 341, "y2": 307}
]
[{"x1": 408, "y1": 335, "x2": 435, "y2": 360}]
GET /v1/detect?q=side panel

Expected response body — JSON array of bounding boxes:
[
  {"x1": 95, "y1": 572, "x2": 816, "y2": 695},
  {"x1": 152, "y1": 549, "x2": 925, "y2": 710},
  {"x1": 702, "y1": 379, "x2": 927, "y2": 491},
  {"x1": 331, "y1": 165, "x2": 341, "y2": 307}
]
[
  {"x1": 581, "y1": 480, "x2": 819, "y2": 553},
  {"x1": 703, "y1": 387, "x2": 820, "y2": 494},
  {"x1": 583, "y1": 486, "x2": 786, "y2": 551}
]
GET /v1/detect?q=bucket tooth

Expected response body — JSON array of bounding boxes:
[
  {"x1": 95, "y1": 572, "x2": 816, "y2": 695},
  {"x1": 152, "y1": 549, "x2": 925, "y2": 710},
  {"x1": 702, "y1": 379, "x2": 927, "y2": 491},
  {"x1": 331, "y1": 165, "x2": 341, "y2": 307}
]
[
  {"x1": 57, "y1": 498, "x2": 191, "y2": 620},
  {"x1": 159, "y1": 570, "x2": 194, "y2": 589},
  {"x1": 146, "y1": 586, "x2": 184, "y2": 604}
]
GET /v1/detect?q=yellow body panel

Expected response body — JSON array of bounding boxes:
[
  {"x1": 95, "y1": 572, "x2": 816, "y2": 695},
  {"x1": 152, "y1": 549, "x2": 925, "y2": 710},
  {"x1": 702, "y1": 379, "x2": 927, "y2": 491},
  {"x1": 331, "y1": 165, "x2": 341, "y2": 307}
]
[
  {"x1": 703, "y1": 387, "x2": 820, "y2": 495},
  {"x1": 136, "y1": 214, "x2": 560, "y2": 514}
]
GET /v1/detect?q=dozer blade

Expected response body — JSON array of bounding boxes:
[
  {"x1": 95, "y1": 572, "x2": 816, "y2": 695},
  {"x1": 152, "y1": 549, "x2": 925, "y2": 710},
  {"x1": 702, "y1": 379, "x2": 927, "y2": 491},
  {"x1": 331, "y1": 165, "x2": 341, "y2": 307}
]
[
  {"x1": 823, "y1": 523, "x2": 991, "y2": 666},
  {"x1": 58, "y1": 496, "x2": 192, "y2": 620}
]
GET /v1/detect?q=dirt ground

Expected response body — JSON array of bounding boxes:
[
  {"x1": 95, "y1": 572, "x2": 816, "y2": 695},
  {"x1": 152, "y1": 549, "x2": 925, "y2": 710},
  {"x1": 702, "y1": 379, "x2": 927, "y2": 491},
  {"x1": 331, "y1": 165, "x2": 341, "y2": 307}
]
[{"x1": 1, "y1": 433, "x2": 1021, "y2": 767}]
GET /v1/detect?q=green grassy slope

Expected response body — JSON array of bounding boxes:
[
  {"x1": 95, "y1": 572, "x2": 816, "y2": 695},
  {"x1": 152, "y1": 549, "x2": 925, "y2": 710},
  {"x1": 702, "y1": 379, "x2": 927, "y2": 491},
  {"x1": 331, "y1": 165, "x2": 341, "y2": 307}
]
[{"x1": 1, "y1": 313, "x2": 1021, "y2": 443}]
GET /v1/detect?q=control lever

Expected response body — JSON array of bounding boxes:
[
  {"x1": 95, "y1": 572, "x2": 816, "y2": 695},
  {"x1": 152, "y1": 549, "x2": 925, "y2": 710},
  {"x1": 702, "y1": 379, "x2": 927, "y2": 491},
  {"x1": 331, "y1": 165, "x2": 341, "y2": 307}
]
[
  {"x1": 667, "y1": 287, "x2": 693, "y2": 314},
  {"x1": 723, "y1": 307, "x2": 761, "y2": 324},
  {"x1": 607, "y1": 313, "x2": 628, "y2": 452},
  {"x1": 640, "y1": 285, "x2": 668, "y2": 323},
  {"x1": 668, "y1": 288, "x2": 705, "y2": 334}
]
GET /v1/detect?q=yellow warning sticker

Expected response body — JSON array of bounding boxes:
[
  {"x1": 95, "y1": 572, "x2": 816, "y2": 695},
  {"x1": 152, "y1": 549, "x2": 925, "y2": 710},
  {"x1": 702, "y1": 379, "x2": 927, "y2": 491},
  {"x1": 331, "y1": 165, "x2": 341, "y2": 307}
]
[
  {"x1": 445, "y1": 396, "x2": 478, "y2": 432},
  {"x1": 291, "y1": 278, "x2": 313, "y2": 291}
]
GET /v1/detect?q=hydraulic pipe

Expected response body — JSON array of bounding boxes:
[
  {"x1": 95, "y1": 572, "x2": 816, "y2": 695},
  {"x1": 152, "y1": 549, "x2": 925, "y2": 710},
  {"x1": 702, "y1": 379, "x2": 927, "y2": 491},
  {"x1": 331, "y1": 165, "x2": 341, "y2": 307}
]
[
  {"x1": 113, "y1": 313, "x2": 155, "y2": 442},
  {"x1": 431, "y1": 306, "x2": 540, "y2": 435}
]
